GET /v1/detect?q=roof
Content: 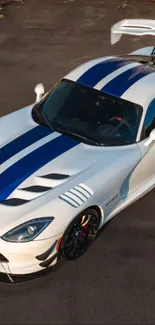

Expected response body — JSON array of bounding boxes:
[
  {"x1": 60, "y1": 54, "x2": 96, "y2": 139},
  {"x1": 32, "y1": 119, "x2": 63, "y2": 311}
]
[{"x1": 65, "y1": 56, "x2": 155, "y2": 110}]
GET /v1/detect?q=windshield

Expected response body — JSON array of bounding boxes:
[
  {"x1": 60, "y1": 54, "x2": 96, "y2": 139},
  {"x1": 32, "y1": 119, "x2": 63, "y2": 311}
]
[{"x1": 34, "y1": 79, "x2": 143, "y2": 146}]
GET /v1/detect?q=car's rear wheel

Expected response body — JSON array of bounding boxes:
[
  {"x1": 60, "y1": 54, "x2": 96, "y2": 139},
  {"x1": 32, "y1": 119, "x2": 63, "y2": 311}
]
[{"x1": 60, "y1": 208, "x2": 100, "y2": 260}]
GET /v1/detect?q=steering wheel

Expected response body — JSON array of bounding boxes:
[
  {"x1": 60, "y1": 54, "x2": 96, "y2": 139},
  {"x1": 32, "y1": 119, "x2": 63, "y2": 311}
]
[{"x1": 109, "y1": 116, "x2": 135, "y2": 136}]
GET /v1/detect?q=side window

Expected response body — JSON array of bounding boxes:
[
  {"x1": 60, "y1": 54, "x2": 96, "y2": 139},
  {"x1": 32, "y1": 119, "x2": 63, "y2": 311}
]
[{"x1": 142, "y1": 99, "x2": 155, "y2": 139}]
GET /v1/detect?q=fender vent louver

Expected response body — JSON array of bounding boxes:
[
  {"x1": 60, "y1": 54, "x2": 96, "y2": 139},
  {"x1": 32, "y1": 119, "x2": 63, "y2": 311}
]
[
  {"x1": 36, "y1": 240, "x2": 58, "y2": 261},
  {"x1": 40, "y1": 173, "x2": 70, "y2": 180},
  {"x1": 39, "y1": 253, "x2": 58, "y2": 268},
  {"x1": 21, "y1": 185, "x2": 51, "y2": 193},
  {"x1": 0, "y1": 198, "x2": 29, "y2": 206},
  {"x1": 59, "y1": 183, "x2": 94, "y2": 208}
]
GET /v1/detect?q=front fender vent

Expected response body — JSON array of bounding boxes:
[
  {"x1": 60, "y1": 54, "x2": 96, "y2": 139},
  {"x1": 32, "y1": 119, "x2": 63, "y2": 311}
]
[{"x1": 59, "y1": 183, "x2": 94, "y2": 208}]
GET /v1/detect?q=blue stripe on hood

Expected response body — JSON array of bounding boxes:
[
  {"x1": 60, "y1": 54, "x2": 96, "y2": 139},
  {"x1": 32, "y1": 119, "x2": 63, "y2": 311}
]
[
  {"x1": 1, "y1": 125, "x2": 52, "y2": 165},
  {"x1": 101, "y1": 64, "x2": 154, "y2": 97},
  {"x1": 0, "y1": 135, "x2": 79, "y2": 201},
  {"x1": 77, "y1": 58, "x2": 135, "y2": 88}
]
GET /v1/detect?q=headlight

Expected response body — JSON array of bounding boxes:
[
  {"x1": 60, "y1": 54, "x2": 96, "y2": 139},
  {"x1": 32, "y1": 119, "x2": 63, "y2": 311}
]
[{"x1": 1, "y1": 217, "x2": 54, "y2": 243}]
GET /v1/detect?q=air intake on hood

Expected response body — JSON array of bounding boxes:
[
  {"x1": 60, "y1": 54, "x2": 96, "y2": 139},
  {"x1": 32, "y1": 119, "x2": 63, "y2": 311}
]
[
  {"x1": 21, "y1": 185, "x2": 51, "y2": 193},
  {"x1": 0, "y1": 198, "x2": 29, "y2": 206},
  {"x1": 40, "y1": 173, "x2": 70, "y2": 180}
]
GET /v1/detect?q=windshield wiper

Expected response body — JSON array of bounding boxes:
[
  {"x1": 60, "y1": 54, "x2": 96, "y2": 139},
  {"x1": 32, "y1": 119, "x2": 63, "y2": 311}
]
[
  {"x1": 41, "y1": 116, "x2": 101, "y2": 146},
  {"x1": 51, "y1": 126, "x2": 101, "y2": 146}
]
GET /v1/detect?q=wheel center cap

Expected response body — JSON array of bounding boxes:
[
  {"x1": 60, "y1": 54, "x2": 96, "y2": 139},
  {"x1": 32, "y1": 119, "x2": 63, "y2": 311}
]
[{"x1": 75, "y1": 231, "x2": 81, "y2": 237}]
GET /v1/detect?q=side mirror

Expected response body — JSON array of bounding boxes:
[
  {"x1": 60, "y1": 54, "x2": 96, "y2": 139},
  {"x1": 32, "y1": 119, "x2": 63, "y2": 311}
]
[
  {"x1": 34, "y1": 83, "x2": 45, "y2": 103},
  {"x1": 144, "y1": 129, "x2": 155, "y2": 147}
]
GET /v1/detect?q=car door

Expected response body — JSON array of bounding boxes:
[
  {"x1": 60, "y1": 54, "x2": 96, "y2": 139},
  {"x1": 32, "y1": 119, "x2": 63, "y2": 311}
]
[{"x1": 127, "y1": 98, "x2": 155, "y2": 195}]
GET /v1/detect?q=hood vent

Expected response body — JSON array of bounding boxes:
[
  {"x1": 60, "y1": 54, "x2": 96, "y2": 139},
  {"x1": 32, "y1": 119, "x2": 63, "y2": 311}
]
[
  {"x1": 0, "y1": 198, "x2": 28, "y2": 206},
  {"x1": 21, "y1": 185, "x2": 51, "y2": 193},
  {"x1": 0, "y1": 173, "x2": 70, "y2": 204},
  {"x1": 40, "y1": 173, "x2": 70, "y2": 180},
  {"x1": 34, "y1": 172, "x2": 71, "y2": 190}
]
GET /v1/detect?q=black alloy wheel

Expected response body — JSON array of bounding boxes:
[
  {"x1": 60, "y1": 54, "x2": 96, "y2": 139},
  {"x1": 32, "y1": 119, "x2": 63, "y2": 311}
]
[{"x1": 60, "y1": 208, "x2": 100, "y2": 260}]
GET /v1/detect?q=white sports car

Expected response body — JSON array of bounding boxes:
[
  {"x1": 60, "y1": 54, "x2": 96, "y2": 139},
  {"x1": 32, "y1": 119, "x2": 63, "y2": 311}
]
[{"x1": 1, "y1": 19, "x2": 155, "y2": 282}]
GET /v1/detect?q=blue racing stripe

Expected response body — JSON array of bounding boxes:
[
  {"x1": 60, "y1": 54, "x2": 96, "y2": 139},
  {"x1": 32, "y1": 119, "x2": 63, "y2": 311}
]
[
  {"x1": 1, "y1": 125, "x2": 53, "y2": 165},
  {"x1": 101, "y1": 64, "x2": 155, "y2": 97},
  {"x1": 0, "y1": 135, "x2": 79, "y2": 201},
  {"x1": 77, "y1": 57, "x2": 134, "y2": 88}
]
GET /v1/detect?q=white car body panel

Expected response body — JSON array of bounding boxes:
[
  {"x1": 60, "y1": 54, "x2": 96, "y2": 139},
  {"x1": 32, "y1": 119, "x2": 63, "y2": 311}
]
[
  {"x1": 130, "y1": 46, "x2": 155, "y2": 56},
  {"x1": 65, "y1": 56, "x2": 115, "y2": 82},
  {"x1": 128, "y1": 140, "x2": 155, "y2": 195},
  {"x1": 0, "y1": 105, "x2": 35, "y2": 146}
]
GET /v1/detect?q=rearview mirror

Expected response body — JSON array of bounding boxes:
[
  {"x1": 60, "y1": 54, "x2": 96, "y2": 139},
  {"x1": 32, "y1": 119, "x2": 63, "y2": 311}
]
[
  {"x1": 144, "y1": 129, "x2": 155, "y2": 147},
  {"x1": 34, "y1": 83, "x2": 45, "y2": 103}
]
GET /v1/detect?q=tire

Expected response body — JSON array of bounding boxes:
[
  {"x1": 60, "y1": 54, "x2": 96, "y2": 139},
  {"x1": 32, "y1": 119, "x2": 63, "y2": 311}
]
[{"x1": 60, "y1": 208, "x2": 100, "y2": 261}]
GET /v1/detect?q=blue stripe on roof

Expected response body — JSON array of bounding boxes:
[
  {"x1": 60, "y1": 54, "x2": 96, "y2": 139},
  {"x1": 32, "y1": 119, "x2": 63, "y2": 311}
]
[
  {"x1": 101, "y1": 64, "x2": 154, "y2": 97},
  {"x1": 0, "y1": 135, "x2": 79, "y2": 201},
  {"x1": 77, "y1": 57, "x2": 134, "y2": 88},
  {"x1": 1, "y1": 125, "x2": 53, "y2": 165}
]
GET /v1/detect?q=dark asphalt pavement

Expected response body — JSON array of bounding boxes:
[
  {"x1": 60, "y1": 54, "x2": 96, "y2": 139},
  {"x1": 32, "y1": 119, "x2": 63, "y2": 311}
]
[{"x1": 1, "y1": 0, "x2": 155, "y2": 324}]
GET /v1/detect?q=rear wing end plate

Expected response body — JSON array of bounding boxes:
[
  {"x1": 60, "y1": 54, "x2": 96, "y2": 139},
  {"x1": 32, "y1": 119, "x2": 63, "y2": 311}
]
[{"x1": 111, "y1": 19, "x2": 155, "y2": 45}]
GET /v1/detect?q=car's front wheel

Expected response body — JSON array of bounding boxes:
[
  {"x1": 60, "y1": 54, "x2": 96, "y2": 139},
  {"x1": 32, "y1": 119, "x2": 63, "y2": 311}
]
[{"x1": 60, "y1": 208, "x2": 100, "y2": 260}]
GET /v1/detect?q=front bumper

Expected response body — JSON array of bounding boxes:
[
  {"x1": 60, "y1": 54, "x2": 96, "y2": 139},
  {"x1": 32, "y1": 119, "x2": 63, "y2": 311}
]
[{"x1": 0, "y1": 234, "x2": 63, "y2": 277}]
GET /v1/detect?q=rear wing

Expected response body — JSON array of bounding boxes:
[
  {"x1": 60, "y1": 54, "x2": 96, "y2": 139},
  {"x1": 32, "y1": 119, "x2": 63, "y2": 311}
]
[{"x1": 111, "y1": 19, "x2": 155, "y2": 45}]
